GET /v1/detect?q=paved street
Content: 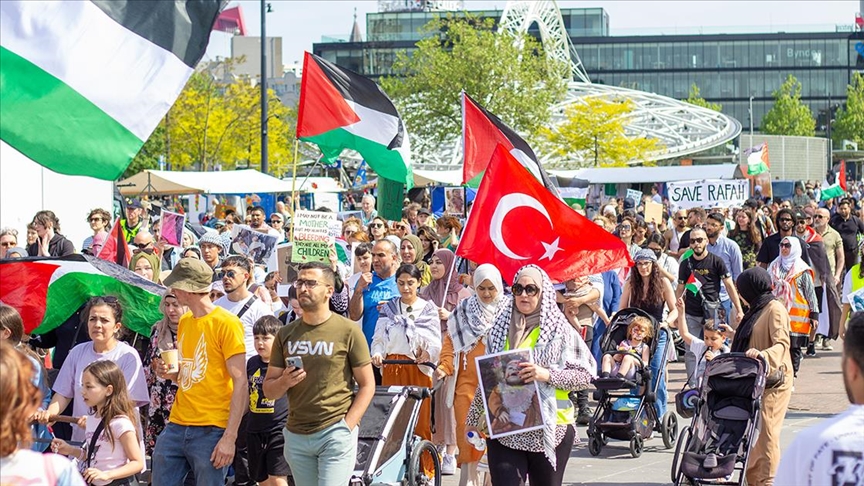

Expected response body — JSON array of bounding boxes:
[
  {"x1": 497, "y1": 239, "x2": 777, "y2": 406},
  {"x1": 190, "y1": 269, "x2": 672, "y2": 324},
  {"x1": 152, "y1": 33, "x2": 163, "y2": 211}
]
[{"x1": 443, "y1": 341, "x2": 847, "y2": 485}]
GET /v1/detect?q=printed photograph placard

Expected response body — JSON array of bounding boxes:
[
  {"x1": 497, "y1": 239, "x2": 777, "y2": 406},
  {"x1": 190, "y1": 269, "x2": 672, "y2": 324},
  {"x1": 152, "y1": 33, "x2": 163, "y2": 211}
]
[
  {"x1": 475, "y1": 348, "x2": 546, "y2": 439},
  {"x1": 230, "y1": 224, "x2": 279, "y2": 266}
]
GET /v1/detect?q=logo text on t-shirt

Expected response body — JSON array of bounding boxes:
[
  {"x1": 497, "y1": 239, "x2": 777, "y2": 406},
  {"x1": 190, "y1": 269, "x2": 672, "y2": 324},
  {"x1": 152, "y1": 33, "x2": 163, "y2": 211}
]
[{"x1": 286, "y1": 340, "x2": 334, "y2": 356}]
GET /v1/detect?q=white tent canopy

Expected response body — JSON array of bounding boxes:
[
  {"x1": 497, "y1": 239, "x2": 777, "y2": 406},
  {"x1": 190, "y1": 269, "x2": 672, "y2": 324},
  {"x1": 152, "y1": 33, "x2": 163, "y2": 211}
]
[
  {"x1": 549, "y1": 164, "x2": 743, "y2": 184},
  {"x1": 119, "y1": 169, "x2": 298, "y2": 196},
  {"x1": 412, "y1": 168, "x2": 464, "y2": 186}
]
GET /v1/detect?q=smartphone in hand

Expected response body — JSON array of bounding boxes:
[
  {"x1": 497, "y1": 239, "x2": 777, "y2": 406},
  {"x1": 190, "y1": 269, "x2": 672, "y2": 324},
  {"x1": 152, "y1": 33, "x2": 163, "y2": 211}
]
[{"x1": 285, "y1": 356, "x2": 304, "y2": 369}]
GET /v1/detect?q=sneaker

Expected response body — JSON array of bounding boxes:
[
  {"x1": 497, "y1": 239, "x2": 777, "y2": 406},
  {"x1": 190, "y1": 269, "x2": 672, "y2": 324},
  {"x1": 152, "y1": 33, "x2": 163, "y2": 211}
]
[
  {"x1": 814, "y1": 335, "x2": 823, "y2": 347},
  {"x1": 805, "y1": 343, "x2": 816, "y2": 357},
  {"x1": 441, "y1": 453, "x2": 456, "y2": 475},
  {"x1": 821, "y1": 340, "x2": 833, "y2": 351},
  {"x1": 576, "y1": 410, "x2": 592, "y2": 425}
]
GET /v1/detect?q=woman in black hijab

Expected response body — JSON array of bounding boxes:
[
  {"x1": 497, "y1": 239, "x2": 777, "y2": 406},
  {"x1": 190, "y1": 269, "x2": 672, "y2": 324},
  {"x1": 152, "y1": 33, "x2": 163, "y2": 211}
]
[{"x1": 726, "y1": 267, "x2": 793, "y2": 485}]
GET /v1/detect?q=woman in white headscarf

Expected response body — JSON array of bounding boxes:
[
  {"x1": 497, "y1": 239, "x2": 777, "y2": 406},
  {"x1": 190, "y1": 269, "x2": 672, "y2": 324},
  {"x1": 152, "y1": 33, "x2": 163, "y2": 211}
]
[
  {"x1": 767, "y1": 236, "x2": 818, "y2": 377},
  {"x1": 447, "y1": 264, "x2": 505, "y2": 486},
  {"x1": 466, "y1": 265, "x2": 596, "y2": 486}
]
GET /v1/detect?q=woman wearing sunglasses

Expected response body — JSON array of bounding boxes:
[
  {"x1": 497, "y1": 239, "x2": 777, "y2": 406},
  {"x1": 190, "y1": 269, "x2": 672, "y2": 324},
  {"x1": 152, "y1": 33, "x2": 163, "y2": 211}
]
[
  {"x1": 83, "y1": 208, "x2": 111, "y2": 254},
  {"x1": 466, "y1": 265, "x2": 596, "y2": 486},
  {"x1": 367, "y1": 216, "x2": 389, "y2": 241},
  {"x1": 767, "y1": 236, "x2": 818, "y2": 377},
  {"x1": 615, "y1": 217, "x2": 641, "y2": 258},
  {"x1": 370, "y1": 264, "x2": 441, "y2": 473}
]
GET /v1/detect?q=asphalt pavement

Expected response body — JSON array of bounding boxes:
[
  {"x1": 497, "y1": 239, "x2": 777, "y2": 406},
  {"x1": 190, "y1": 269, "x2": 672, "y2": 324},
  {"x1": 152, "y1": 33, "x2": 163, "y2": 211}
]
[{"x1": 442, "y1": 340, "x2": 848, "y2": 486}]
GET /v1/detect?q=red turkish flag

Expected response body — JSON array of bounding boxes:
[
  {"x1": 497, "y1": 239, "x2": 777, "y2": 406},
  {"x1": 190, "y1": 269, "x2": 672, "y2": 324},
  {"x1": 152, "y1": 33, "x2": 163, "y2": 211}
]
[{"x1": 457, "y1": 145, "x2": 633, "y2": 283}]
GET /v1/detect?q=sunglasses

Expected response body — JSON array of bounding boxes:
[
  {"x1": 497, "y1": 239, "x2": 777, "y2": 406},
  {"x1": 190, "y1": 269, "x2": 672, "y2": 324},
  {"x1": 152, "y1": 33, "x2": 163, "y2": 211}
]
[
  {"x1": 132, "y1": 247, "x2": 155, "y2": 255},
  {"x1": 778, "y1": 218, "x2": 793, "y2": 223},
  {"x1": 512, "y1": 283, "x2": 540, "y2": 296},
  {"x1": 0, "y1": 242, "x2": 15, "y2": 247},
  {"x1": 690, "y1": 237, "x2": 706, "y2": 244},
  {"x1": 814, "y1": 215, "x2": 825, "y2": 219},
  {"x1": 295, "y1": 279, "x2": 321, "y2": 289},
  {"x1": 223, "y1": 270, "x2": 246, "y2": 279},
  {"x1": 779, "y1": 242, "x2": 792, "y2": 249},
  {"x1": 369, "y1": 223, "x2": 385, "y2": 228},
  {"x1": 676, "y1": 216, "x2": 687, "y2": 220},
  {"x1": 619, "y1": 225, "x2": 632, "y2": 230},
  {"x1": 395, "y1": 224, "x2": 408, "y2": 231},
  {"x1": 270, "y1": 219, "x2": 283, "y2": 224},
  {"x1": 89, "y1": 217, "x2": 103, "y2": 223}
]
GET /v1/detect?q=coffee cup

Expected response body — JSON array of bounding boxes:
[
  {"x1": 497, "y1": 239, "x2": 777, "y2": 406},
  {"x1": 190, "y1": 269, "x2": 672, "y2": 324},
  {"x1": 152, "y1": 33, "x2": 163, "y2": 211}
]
[{"x1": 161, "y1": 349, "x2": 179, "y2": 373}]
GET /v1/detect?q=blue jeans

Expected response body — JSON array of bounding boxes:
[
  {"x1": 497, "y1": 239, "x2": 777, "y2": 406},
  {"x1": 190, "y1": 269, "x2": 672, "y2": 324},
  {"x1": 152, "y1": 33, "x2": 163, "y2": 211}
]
[
  {"x1": 152, "y1": 423, "x2": 229, "y2": 485},
  {"x1": 283, "y1": 418, "x2": 358, "y2": 486},
  {"x1": 591, "y1": 317, "x2": 607, "y2": 372},
  {"x1": 649, "y1": 328, "x2": 669, "y2": 418}
]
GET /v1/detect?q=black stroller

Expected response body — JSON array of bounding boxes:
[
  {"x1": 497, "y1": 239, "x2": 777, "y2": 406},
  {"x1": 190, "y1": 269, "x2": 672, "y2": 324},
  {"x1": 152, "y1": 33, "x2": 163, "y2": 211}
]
[
  {"x1": 350, "y1": 360, "x2": 441, "y2": 486},
  {"x1": 587, "y1": 307, "x2": 678, "y2": 458},
  {"x1": 671, "y1": 353, "x2": 766, "y2": 486}
]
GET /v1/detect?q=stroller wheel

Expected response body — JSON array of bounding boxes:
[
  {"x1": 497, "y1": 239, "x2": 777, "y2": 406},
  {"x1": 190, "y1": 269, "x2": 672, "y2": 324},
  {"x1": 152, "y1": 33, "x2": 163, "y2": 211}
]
[
  {"x1": 588, "y1": 435, "x2": 603, "y2": 456},
  {"x1": 661, "y1": 412, "x2": 679, "y2": 449},
  {"x1": 629, "y1": 435, "x2": 643, "y2": 458},
  {"x1": 671, "y1": 425, "x2": 691, "y2": 484},
  {"x1": 407, "y1": 440, "x2": 441, "y2": 486}
]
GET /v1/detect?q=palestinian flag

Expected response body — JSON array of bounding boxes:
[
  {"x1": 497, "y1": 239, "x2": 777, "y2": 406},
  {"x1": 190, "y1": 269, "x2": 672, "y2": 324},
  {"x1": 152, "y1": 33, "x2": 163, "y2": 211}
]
[
  {"x1": 679, "y1": 248, "x2": 695, "y2": 262},
  {"x1": 297, "y1": 52, "x2": 412, "y2": 188},
  {"x1": 821, "y1": 160, "x2": 847, "y2": 201},
  {"x1": 685, "y1": 273, "x2": 703, "y2": 296},
  {"x1": 0, "y1": 0, "x2": 222, "y2": 180},
  {"x1": 744, "y1": 142, "x2": 770, "y2": 176},
  {"x1": 0, "y1": 254, "x2": 164, "y2": 336},
  {"x1": 555, "y1": 174, "x2": 591, "y2": 208},
  {"x1": 462, "y1": 92, "x2": 558, "y2": 193}
]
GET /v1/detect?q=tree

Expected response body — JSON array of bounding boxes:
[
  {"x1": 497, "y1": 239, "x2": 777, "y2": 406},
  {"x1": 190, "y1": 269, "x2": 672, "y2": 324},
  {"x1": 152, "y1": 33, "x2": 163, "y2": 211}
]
[
  {"x1": 761, "y1": 74, "x2": 815, "y2": 136},
  {"x1": 540, "y1": 96, "x2": 662, "y2": 167},
  {"x1": 128, "y1": 60, "x2": 296, "y2": 177},
  {"x1": 380, "y1": 16, "x2": 567, "y2": 156},
  {"x1": 833, "y1": 72, "x2": 864, "y2": 148},
  {"x1": 683, "y1": 84, "x2": 722, "y2": 112}
]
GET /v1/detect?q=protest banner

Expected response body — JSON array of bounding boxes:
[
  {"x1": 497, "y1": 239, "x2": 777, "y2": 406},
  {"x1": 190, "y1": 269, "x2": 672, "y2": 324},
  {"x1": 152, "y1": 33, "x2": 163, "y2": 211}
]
[
  {"x1": 667, "y1": 179, "x2": 750, "y2": 210},
  {"x1": 160, "y1": 211, "x2": 185, "y2": 247},
  {"x1": 230, "y1": 224, "x2": 279, "y2": 266},
  {"x1": 292, "y1": 210, "x2": 336, "y2": 263},
  {"x1": 626, "y1": 188, "x2": 643, "y2": 204}
]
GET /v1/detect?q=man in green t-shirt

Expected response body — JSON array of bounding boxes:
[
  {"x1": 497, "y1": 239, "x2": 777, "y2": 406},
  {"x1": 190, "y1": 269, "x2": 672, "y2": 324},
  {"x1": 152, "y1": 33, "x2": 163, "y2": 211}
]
[{"x1": 263, "y1": 262, "x2": 374, "y2": 486}]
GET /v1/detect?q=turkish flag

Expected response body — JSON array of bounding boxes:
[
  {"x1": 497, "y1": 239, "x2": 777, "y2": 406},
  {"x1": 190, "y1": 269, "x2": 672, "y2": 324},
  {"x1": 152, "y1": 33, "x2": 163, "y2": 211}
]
[{"x1": 457, "y1": 145, "x2": 633, "y2": 283}]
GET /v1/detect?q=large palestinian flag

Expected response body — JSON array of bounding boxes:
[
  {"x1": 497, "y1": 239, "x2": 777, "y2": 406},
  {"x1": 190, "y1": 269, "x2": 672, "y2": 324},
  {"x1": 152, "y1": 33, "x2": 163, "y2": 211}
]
[
  {"x1": 297, "y1": 52, "x2": 413, "y2": 188},
  {"x1": 0, "y1": 255, "x2": 164, "y2": 336},
  {"x1": 462, "y1": 92, "x2": 558, "y2": 193},
  {"x1": 0, "y1": 0, "x2": 222, "y2": 180}
]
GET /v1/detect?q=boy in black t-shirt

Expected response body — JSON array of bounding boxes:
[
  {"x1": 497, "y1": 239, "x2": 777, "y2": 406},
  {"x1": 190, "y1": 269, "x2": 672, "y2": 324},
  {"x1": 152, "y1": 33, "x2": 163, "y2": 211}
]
[{"x1": 248, "y1": 316, "x2": 293, "y2": 486}]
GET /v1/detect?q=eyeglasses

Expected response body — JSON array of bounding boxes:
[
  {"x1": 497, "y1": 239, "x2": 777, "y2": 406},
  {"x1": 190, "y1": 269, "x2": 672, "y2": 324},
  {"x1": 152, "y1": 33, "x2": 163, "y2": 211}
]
[
  {"x1": 295, "y1": 279, "x2": 321, "y2": 289},
  {"x1": 690, "y1": 237, "x2": 706, "y2": 244},
  {"x1": 511, "y1": 283, "x2": 540, "y2": 296},
  {"x1": 343, "y1": 230, "x2": 356, "y2": 236},
  {"x1": 369, "y1": 223, "x2": 384, "y2": 229},
  {"x1": 635, "y1": 261, "x2": 653, "y2": 267},
  {"x1": 223, "y1": 270, "x2": 246, "y2": 279},
  {"x1": 779, "y1": 242, "x2": 792, "y2": 249}
]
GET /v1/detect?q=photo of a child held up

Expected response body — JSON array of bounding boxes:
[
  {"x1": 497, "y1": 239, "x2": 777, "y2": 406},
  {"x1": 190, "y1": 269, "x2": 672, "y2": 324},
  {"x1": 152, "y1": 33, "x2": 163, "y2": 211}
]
[{"x1": 476, "y1": 349, "x2": 545, "y2": 439}]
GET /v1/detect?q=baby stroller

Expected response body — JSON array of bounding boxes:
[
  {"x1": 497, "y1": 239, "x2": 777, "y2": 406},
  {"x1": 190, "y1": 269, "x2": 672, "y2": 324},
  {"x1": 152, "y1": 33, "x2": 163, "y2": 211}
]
[
  {"x1": 350, "y1": 360, "x2": 441, "y2": 486},
  {"x1": 587, "y1": 308, "x2": 678, "y2": 458},
  {"x1": 671, "y1": 353, "x2": 766, "y2": 486}
]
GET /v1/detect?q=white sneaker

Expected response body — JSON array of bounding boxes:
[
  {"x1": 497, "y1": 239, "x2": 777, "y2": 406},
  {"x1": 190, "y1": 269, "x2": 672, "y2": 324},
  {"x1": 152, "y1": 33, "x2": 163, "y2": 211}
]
[
  {"x1": 821, "y1": 341, "x2": 833, "y2": 351},
  {"x1": 441, "y1": 453, "x2": 456, "y2": 475}
]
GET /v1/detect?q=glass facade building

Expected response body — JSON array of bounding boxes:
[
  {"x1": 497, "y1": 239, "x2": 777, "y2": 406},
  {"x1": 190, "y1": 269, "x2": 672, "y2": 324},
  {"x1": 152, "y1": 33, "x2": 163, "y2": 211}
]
[{"x1": 313, "y1": 8, "x2": 863, "y2": 129}]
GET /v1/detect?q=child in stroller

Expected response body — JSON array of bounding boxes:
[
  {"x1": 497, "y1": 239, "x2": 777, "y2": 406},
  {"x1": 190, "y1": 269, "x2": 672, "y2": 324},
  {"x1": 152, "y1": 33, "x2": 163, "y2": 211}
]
[{"x1": 599, "y1": 316, "x2": 652, "y2": 384}]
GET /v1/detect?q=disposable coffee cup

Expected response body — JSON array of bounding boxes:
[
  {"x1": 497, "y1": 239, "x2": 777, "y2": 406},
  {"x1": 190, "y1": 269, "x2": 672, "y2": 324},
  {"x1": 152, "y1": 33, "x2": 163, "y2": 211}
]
[{"x1": 161, "y1": 349, "x2": 179, "y2": 373}]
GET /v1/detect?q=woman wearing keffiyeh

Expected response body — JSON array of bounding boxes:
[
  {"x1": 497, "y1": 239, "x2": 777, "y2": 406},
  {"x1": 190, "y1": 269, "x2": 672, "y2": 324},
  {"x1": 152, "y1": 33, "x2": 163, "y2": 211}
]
[
  {"x1": 466, "y1": 265, "x2": 596, "y2": 486},
  {"x1": 767, "y1": 236, "x2": 818, "y2": 377},
  {"x1": 446, "y1": 264, "x2": 505, "y2": 486}
]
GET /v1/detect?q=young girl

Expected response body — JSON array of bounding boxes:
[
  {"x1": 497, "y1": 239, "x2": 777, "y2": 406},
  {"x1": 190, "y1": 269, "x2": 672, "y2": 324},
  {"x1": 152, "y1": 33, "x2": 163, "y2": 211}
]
[
  {"x1": 674, "y1": 297, "x2": 731, "y2": 387},
  {"x1": 51, "y1": 361, "x2": 145, "y2": 486},
  {"x1": 600, "y1": 316, "x2": 652, "y2": 380}
]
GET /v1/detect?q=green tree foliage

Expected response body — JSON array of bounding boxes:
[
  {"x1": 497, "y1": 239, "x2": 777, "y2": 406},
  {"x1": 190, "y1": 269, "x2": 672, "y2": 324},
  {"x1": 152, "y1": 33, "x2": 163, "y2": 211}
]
[
  {"x1": 380, "y1": 16, "x2": 567, "y2": 155},
  {"x1": 833, "y1": 72, "x2": 864, "y2": 148},
  {"x1": 762, "y1": 74, "x2": 815, "y2": 136},
  {"x1": 540, "y1": 96, "x2": 662, "y2": 167},
  {"x1": 128, "y1": 60, "x2": 296, "y2": 178},
  {"x1": 683, "y1": 84, "x2": 722, "y2": 112}
]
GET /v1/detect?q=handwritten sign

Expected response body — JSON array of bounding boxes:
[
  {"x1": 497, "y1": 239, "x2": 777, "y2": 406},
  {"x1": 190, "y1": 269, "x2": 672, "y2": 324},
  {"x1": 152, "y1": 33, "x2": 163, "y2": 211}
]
[
  {"x1": 667, "y1": 179, "x2": 749, "y2": 210},
  {"x1": 291, "y1": 210, "x2": 336, "y2": 263},
  {"x1": 626, "y1": 189, "x2": 643, "y2": 204}
]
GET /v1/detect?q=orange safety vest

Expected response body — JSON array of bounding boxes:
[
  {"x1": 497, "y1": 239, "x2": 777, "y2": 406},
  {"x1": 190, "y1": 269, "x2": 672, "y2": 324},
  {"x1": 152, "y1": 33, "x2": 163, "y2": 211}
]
[{"x1": 787, "y1": 269, "x2": 814, "y2": 337}]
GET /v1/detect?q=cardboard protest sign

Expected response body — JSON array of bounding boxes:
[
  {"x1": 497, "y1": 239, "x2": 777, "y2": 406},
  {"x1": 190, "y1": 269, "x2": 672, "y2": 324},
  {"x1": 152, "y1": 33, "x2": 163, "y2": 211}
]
[
  {"x1": 291, "y1": 210, "x2": 336, "y2": 263},
  {"x1": 230, "y1": 224, "x2": 279, "y2": 266},
  {"x1": 276, "y1": 243, "x2": 299, "y2": 284},
  {"x1": 667, "y1": 179, "x2": 749, "y2": 210},
  {"x1": 626, "y1": 188, "x2": 643, "y2": 204},
  {"x1": 160, "y1": 211, "x2": 185, "y2": 247},
  {"x1": 644, "y1": 201, "x2": 663, "y2": 224}
]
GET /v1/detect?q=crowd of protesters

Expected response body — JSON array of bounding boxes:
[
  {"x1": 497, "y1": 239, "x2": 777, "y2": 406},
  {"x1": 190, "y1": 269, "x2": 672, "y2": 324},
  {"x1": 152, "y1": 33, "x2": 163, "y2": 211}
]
[{"x1": 1, "y1": 180, "x2": 864, "y2": 486}]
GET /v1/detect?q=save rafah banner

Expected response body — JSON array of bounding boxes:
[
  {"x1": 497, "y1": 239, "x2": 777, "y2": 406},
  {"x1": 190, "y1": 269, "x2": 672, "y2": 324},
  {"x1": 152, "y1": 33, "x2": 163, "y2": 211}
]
[{"x1": 667, "y1": 179, "x2": 750, "y2": 210}]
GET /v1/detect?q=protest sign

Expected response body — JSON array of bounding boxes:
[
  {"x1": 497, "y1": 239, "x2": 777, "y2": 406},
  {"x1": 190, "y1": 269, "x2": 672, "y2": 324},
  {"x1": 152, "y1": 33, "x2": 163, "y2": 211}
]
[
  {"x1": 476, "y1": 348, "x2": 546, "y2": 439},
  {"x1": 214, "y1": 204, "x2": 236, "y2": 219},
  {"x1": 160, "y1": 211, "x2": 185, "y2": 247},
  {"x1": 276, "y1": 243, "x2": 299, "y2": 284},
  {"x1": 230, "y1": 224, "x2": 279, "y2": 266},
  {"x1": 292, "y1": 210, "x2": 336, "y2": 263},
  {"x1": 445, "y1": 187, "x2": 466, "y2": 215},
  {"x1": 626, "y1": 188, "x2": 643, "y2": 204},
  {"x1": 848, "y1": 286, "x2": 864, "y2": 312},
  {"x1": 667, "y1": 179, "x2": 750, "y2": 210},
  {"x1": 644, "y1": 201, "x2": 663, "y2": 224}
]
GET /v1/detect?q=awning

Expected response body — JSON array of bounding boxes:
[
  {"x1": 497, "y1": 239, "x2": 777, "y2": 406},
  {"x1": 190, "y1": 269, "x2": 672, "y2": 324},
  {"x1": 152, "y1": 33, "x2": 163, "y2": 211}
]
[
  {"x1": 118, "y1": 169, "x2": 295, "y2": 196},
  {"x1": 549, "y1": 164, "x2": 743, "y2": 184},
  {"x1": 412, "y1": 168, "x2": 464, "y2": 186}
]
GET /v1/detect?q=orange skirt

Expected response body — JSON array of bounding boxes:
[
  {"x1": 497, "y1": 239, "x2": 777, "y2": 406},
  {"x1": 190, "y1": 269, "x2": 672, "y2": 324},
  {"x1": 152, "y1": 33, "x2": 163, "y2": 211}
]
[
  {"x1": 382, "y1": 354, "x2": 433, "y2": 441},
  {"x1": 454, "y1": 342, "x2": 486, "y2": 465}
]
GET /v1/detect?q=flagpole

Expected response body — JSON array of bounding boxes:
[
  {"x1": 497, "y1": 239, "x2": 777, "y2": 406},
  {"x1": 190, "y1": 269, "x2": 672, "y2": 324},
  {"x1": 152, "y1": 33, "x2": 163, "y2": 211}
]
[
  {"x1": 440, "y1": 256, "x2": 462, "y2": 309},
  {"x1": 290, "y1": 139, "x2": 299, "y2": 244}
]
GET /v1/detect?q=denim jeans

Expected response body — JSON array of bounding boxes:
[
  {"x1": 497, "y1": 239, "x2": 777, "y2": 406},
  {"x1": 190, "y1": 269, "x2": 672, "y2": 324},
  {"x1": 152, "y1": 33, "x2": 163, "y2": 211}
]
[
  {"x1": 649, "y1": 328, "x2": 669, "y2": 418},
  {"x1": 591, "y1": 317, "x2": 607, "y2": 372},
  {"x1": 152, "y1": 423, "x2": 229, "y2": 486},
  {"x1": 283, "y1": 418, "x2": 359, "y2": 486}
]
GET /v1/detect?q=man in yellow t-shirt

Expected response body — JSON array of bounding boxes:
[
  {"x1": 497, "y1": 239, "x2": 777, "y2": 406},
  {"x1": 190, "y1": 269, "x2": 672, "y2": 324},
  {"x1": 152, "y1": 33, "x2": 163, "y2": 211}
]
[{"x1": 152, "y1": 258, "x2": 247, "y2": 485}]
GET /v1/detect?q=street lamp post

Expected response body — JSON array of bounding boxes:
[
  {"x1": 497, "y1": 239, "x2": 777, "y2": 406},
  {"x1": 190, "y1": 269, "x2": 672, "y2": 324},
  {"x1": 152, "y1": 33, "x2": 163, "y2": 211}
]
[
  {"x1": 748, "y1": 96, "x2": 754, "y2": 139},
  {"x1": 260, "y1": 0, "x2": 269, "y2": 175}
]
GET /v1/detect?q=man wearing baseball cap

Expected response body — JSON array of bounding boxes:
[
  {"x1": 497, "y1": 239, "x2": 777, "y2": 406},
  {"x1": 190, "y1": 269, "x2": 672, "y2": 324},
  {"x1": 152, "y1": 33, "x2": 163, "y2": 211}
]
[
  {"x1": 121, "y1": 198, "x2": 147, "y2": 243},
  {"x1": 152, "y1": 258, "x2": 247, "y2": 485}
]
